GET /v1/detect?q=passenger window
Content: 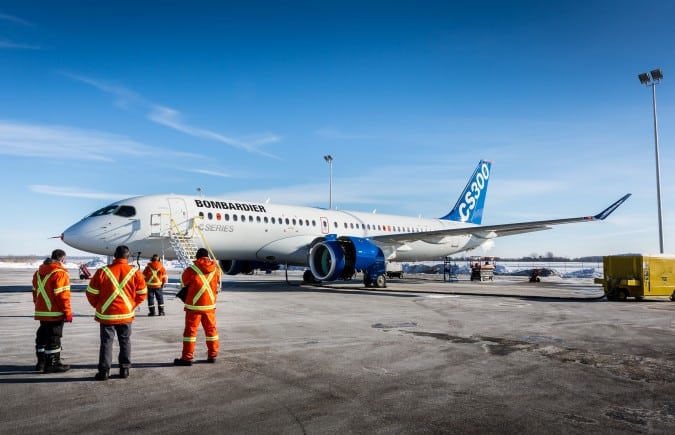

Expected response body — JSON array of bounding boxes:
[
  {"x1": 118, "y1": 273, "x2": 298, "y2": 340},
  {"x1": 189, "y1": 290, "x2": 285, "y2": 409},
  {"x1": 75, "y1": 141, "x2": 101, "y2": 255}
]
[
  {"x1": 233, "y1": 215, "x2": 238, "y2": 222},
  {"x1": 208, "y1": 212, "x2": 213, "y2": 220}
]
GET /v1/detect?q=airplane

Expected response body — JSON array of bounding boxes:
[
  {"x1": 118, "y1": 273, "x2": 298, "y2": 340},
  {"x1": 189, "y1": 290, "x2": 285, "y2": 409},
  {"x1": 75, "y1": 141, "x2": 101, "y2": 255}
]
[{"x1": 61, "y1": 160, "x2": 631, "y2": 288}]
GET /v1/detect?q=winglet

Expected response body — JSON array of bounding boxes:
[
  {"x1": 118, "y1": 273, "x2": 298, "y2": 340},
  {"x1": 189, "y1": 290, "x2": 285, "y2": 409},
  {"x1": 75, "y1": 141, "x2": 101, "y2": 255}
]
[{"x1": 594, "y1": 193, "x2": 631, "y2": 220}]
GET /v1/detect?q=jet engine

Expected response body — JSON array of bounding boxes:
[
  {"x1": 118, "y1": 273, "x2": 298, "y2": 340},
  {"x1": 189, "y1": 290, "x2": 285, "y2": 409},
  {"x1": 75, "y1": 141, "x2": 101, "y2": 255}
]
[
  {"x1": 219, "y1": 260, "x2": 279, "y2": 275},
  {"x1": 308, "y1": 235, "x2": 386, "y2": 287}
]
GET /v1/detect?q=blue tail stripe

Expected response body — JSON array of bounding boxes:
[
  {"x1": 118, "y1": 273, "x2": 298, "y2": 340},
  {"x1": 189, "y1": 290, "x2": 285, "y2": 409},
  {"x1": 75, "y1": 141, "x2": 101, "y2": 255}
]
[{"x1": 441, "y1": 160, "x2": 492, "y2": 224}]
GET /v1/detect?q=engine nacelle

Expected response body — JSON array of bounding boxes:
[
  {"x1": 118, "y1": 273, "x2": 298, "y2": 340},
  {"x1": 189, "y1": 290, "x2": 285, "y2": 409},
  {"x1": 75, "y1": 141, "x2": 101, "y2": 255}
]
[
  {"x1": 308, "y1": 235, "x2": 385, "y2": 282},
  {"x1": 220, "y1": 260, "x2": 279, "y2": 275}
]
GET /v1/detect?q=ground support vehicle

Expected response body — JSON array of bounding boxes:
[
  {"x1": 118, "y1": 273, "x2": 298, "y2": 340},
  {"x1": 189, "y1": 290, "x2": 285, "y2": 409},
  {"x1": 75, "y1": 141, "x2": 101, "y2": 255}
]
[{"x1": 595, "y1": 254, "x2": 675, "y2": 301}]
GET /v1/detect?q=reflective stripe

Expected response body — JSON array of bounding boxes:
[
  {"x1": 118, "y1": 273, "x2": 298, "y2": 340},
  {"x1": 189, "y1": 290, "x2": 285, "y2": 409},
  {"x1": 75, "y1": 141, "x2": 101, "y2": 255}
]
[
  {"x1": 35, "y1": 271, "x2": 55, "y2": 312},
  {"x1": 184, "y1": 303, "x2": 216, "y2": 311},
  {"x1": 35, "y1": 310, "x2": 64, "y2": 317},
  {"x1": 183, "y1": 336, "x2": 197, "y2": 343},
  {"x1": 53, "y1": 285, "x2": 70, "y2": 295},
  {"x1": 86, "y1": 285, "x2": 100, "y2": 295},
  {"x1": 147, "y1": 268, "x2": 162, "y2": 287},
  {"x1": 100, "y1": 266, "x2": 137, "y2": 315},
  {"x1": 96, "y1": 312, "x2": 135, "y2": 321},
  {"x1": 189, "y1": 265, "x2": 216, "y2": 305},
  {"x1": 205, "y1": 335, "x2": 219, "y2": 342}
]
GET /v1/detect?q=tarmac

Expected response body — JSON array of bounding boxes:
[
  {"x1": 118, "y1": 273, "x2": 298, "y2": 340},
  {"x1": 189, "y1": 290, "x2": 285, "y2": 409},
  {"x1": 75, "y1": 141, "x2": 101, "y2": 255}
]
[{"x1": 1, "y1": 268, "x2": 674, "y2": 434}]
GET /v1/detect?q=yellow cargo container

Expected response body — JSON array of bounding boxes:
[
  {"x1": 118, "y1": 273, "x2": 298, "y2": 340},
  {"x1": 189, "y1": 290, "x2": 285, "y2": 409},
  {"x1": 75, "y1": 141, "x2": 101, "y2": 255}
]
[{"x1": 595, "y1": 254, "x2": 675, "y2": 301}]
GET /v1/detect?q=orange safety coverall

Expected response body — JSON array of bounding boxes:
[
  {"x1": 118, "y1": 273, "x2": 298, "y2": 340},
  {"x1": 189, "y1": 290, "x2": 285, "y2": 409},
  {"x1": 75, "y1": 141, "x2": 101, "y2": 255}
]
[
  {"x1": 143, "y1": 260, "x2": 167, "y2": 289},
  {"x1": 179, "y1": 257, "x2": 221, "y2": 360},
  {"x1": 86, "y1": 258, "x2": 147, "y2": 324},
  {"x1": 32, "y1": 261, "x2": 71, "y2": 321}
]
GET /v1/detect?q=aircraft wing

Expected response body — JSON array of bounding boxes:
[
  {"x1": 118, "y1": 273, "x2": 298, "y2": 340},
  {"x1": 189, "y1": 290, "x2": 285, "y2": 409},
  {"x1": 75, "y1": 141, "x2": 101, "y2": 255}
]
[{"x1": 372, "y1": 193, "x2": 631, "y2": 244}]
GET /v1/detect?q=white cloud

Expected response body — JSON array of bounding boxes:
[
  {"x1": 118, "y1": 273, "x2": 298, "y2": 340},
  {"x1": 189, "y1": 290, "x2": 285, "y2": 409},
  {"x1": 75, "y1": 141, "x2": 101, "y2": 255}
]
[
  {"x1": 148, "y1": 105, "x2": 280, "y2": 158},
  {"x1": 30, "y1": 185, "x2": 133, "y2": 200},
  {"x1": 0, "y1": 120, "x2": 202, "y2": 162},
  {"x1": 0, "y1": 39, "x2": 40, "y2": 49},
  {"x1": 0, "y1": 13, "x2": 35, "y2": 27},
  {"x1": 63, "y1": 72, "x2": 281, "y2": 157},
  {"x1": 189, "y1": 168, "x2": 232, "y2": 178}
]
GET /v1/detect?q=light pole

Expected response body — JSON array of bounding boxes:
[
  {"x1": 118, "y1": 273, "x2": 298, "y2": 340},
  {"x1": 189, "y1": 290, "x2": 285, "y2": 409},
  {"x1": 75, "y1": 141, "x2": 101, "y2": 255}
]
[
  {"x1": 638, "y1": 68, "x2": 664, "y2": 253},
  {"x1": 323, "y1": 155, "x2": 333, "y2": 209}
]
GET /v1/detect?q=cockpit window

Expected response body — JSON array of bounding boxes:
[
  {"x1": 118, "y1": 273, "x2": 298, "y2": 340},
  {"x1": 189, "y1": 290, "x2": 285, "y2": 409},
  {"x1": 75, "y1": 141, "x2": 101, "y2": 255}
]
[
  {"x1": 114, "y1": 206, "x2": 136, "y2": 217},
  {"x1": 89, "y1": 205, "x2": 119, "y2": 217}
]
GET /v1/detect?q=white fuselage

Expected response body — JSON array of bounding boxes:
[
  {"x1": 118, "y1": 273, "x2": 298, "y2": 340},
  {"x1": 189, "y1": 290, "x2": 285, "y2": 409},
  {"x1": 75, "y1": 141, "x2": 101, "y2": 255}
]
[{"x1": 62, "y1": 194, "x2": 484, "y2": 263}]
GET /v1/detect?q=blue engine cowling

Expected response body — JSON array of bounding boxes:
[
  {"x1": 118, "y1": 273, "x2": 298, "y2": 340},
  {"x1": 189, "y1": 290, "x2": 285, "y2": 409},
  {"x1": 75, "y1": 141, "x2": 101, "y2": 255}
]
[
  {"x1": 308, "y1": 235, "x2": 385, "y2": 282},
  {"x1": 220, "y1": 260, "x2": 279, "y2": 275}
]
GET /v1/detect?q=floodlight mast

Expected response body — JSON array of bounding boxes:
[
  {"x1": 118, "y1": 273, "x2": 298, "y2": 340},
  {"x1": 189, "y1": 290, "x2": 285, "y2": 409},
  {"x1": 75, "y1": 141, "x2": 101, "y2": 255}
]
[
  {"x1": 638, "y1": 68, "x2": 664, "y2": 253},
  {"x1": 323, "y1": 154, "x2": 333, "y2": 209}
]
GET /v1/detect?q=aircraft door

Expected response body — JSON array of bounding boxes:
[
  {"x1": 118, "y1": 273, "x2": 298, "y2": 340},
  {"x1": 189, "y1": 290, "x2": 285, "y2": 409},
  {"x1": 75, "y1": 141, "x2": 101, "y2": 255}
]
[
  {"x1": 150, "y1": 213, "x2": 162, "y2": 237},
  {"x1": 168, "y1": 197, "x2": 190, "y2": 235}
]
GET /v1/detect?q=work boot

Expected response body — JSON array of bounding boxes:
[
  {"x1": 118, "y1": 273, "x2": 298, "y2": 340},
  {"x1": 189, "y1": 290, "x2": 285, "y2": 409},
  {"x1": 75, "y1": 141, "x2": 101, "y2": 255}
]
[
  {"x1": 94, "y1": 369, "x2": 109, "y2": 381},
  {"x1": 148, "y1": 306, "x2": 156, "y2": 316},
  {"x1": 158, "y1": 306, "x2": 165, "y2": 316},
  {"x1": 120, "y1": 367, "x2": 130, "y2": 379},
  {"x1": 35, "y1": 352, "x2": 47, "y2": 372},
  {"x1": 173, "y1": 358, "x2": 192, "y2": 366},
  {"x1": 44, "y1": 353, "x2": 70, "y2": 373},
  {"x1": 206, "y1": 357, "x2": 217, "y2": 364}
]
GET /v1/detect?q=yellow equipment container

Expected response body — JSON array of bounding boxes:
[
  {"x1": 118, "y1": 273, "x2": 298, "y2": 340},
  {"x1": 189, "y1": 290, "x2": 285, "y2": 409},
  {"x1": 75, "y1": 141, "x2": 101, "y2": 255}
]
[{"x1": 595, "y1": 254, "x2": 675, "y2": 301}]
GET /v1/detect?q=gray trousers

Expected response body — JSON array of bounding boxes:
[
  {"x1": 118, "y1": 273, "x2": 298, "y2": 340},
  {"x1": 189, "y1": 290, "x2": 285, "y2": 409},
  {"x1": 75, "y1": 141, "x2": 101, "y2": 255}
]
[{"x1": 98, "y1": 323, "x2": 132, "y2": 372}]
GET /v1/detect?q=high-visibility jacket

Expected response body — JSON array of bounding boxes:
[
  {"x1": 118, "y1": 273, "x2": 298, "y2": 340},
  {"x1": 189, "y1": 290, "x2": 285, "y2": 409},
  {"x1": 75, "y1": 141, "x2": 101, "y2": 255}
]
[
  {"x1": 143, "y1": 260, "x2": 167, "y2": 289},
  {"x1": 180, "y1": 257, "x2": 221, "y2": 313},
  {"x1": 86, "y1": 258, "x2": 147, "y2": 324},
  {"x1": 32, "y1": 261, "x2": 71, "y2": 322}
]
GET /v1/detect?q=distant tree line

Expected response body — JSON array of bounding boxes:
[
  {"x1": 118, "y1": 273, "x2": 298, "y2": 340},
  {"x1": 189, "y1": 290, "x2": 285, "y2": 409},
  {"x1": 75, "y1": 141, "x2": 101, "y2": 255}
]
[{"x1": 454, "y1": 253, "x2": 604, "y2": 262}]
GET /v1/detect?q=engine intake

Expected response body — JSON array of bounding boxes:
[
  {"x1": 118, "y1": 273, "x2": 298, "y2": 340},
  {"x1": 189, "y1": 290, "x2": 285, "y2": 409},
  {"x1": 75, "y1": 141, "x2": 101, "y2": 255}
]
[{"x1": 308, "y1": 235, "x2": 385, "y2": 282}]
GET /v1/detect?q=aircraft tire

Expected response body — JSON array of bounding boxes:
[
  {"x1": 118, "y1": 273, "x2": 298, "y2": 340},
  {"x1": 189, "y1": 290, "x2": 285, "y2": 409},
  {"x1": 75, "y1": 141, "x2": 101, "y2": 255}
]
[
  {"x1": 617, "y1": 289, "x2": 628, "y2": 302},
  {"x1": 375, "y1": 274, "x2": 387, "y2": 288}
]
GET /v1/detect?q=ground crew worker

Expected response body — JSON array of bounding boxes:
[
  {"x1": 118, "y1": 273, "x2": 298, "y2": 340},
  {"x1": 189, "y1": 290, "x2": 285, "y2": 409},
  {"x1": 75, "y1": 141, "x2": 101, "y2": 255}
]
[
  {"x1": 174, "y1": 248, "x2": 221, "y2": 366},
  {"x1": 143, "y1": 254, "x2": 167, "y2": 316},
  {"x1": 32, "y1": 249, "x2": 72, "y2": 373},
  {"x1": 87, "y1": 245, "x2": 147, "y2": 380}
]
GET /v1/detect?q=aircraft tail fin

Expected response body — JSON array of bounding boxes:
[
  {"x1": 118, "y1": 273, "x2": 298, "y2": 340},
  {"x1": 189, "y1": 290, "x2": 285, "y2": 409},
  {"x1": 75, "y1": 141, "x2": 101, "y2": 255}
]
[{"x1": 441, "y1": 160, "x2": 492, "y2": 224}]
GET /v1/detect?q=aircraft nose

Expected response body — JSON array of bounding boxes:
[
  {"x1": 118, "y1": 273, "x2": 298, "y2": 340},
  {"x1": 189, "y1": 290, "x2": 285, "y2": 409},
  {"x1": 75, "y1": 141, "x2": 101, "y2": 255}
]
[{"x1": 61, "y1": 222, "x2": 88, "y2": 251}]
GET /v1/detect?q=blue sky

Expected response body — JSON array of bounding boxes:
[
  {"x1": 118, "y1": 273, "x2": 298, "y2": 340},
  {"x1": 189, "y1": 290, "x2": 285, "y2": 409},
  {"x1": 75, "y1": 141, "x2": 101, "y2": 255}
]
[{"x1": 1, "y1": 0, "x2": 674, "y2": 258}]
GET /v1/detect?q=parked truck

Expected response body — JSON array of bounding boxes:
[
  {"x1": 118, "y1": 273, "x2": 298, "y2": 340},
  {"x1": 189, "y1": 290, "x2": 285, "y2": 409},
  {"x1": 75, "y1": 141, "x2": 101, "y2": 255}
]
[
  {"x1": 595, "y1": 254, "x2": 675, "y2": 301},
  {"x1": 386, "y1": 262, "x2": 403, "y2": 279}
]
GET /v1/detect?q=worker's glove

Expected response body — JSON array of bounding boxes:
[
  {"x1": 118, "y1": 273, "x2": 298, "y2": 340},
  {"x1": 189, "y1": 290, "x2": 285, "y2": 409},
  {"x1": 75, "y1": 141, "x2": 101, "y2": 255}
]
[{"x1": 65, "y1": 313, "x2": 73, "y2": 323}]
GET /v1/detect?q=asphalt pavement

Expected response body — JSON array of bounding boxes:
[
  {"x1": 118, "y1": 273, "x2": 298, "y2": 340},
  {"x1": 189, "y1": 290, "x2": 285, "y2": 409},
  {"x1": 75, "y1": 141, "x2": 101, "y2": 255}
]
[{"x1": 1, "y1": 269, "x2": 674, "y2": 434}]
